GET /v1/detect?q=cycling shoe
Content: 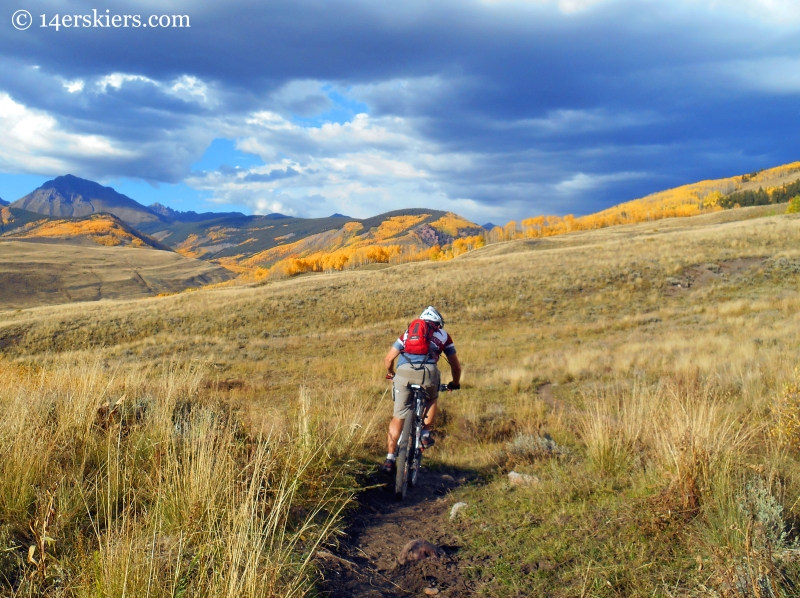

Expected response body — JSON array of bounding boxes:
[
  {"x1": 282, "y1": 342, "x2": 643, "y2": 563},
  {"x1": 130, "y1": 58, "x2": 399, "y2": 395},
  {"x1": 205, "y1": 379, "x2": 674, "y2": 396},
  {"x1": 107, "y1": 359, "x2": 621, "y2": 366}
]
[{"x1": 421, "y1": 432, "x2": 435, "y2": 449}]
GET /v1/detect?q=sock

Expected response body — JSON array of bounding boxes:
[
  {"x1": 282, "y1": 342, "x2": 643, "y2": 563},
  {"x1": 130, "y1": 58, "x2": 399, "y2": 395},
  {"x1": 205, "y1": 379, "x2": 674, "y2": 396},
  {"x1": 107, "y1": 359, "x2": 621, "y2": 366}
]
[{"x1": 386, "y1": 453, "x2": 396, "y2": 461}]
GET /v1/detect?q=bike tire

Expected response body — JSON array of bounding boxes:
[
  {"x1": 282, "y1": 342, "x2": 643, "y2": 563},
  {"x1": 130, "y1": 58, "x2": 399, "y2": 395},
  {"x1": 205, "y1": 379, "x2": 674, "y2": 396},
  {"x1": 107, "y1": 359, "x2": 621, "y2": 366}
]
[
  {"x1": 394, "y1": 413, "x2": 414, "y2": 500},
  {"x1": 409, "y1": 410, "x2": 423, "y2": 488},
  {"x1": 409, "y1": 443, "x2": 422, "y2": 488}
]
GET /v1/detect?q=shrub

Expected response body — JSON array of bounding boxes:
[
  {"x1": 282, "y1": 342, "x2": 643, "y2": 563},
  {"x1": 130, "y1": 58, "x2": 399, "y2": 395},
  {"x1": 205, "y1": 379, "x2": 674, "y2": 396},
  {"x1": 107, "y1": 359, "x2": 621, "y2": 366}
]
[
  {"x1": 504, "y1": 433, "x2": 569, "y2": 463},
  {"x1": 786, "y1": 196, "x2": 800, "y2": 214}
]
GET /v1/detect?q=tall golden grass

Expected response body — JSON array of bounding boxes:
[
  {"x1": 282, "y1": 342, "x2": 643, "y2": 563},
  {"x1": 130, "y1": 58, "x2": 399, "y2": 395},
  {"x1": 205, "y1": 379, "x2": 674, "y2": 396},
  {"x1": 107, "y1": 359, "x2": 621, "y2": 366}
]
[{"x1": 0, "y1": 357, "x2": 382, "y2": 597}]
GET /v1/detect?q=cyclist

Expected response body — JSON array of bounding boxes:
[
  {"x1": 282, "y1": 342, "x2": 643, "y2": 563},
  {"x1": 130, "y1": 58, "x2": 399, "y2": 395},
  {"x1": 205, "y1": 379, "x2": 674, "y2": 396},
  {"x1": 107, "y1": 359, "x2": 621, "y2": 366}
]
[{"x1": 382, "y1": 306, "x2": 461, "y2": 474}]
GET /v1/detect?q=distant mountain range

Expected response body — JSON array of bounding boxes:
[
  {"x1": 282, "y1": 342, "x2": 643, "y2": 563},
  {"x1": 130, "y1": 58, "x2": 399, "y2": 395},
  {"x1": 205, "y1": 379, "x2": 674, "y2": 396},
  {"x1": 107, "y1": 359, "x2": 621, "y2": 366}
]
[
  {"x1": 148, "y1": 202, "x2": 246, "y2": 223},
  {"x1": 4, "y1": 162, "x2": 800, "y2": 291},
  {"x1": 0, "y1": 198, "x2": 7, "y2": 206},
  {"x1": 1, "y1": 175, "x2": 485, "y2": 272}
]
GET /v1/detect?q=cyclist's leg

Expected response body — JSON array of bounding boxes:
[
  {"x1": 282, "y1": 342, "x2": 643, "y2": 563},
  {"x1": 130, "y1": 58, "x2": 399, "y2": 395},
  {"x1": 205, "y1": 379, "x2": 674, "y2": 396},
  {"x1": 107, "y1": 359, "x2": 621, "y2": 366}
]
[
  {"x1": 422, "y1": 365, "x2": 440, "y2": 430},
  {"x1": 387, "y1": 416, "x2": 404, "y2": 455},
  {"x1": 424, "y1": 399, "x2": 437, "y2": 429},
  {"x1": 388, "y1": 364, "x2": 421, "y2": 454}
]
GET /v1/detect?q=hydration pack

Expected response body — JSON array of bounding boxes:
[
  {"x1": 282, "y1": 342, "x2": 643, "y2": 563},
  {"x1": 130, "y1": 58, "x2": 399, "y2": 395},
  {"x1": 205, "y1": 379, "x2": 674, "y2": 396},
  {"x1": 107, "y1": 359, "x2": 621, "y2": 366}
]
[{"x1": 402, "y1": 319, "x2": 434, "y2": 356}]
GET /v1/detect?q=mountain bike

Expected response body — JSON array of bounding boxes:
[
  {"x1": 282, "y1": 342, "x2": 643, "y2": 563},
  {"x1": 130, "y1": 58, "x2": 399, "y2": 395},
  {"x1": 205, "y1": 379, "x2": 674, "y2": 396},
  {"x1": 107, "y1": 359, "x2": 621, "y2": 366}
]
[{"x1": 393, "y1": 382, "x2": 451, "y2": 501}]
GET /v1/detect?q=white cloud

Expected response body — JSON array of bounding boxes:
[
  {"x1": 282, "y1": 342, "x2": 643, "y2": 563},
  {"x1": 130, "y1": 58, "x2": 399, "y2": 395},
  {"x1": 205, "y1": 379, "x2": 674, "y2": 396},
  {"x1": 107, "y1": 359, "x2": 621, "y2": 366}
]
[
  {"x1": 168, "y1": 75, "x2": 213, "y2": 104},
  {"x1": 553, "y1": 171, "x2": 646, "y2": 194},
  {"x1": 185, "y1": 108, "x2": 491, "y2": 219},
  {"x1": 178, "y1": 77, "x2": 665, "y2": 223},
  {"x1": 95, "y1": 71, "x2": 216, "y2": 105},
  {"x1": 96, "y1": 73, "x2": 155, "y2": 92},
  {"x1": 63, "y1": 79, "x2": 84, "y2": 93},
  {"x1": 0, "y1": 93, "x2": 134, "y2": 174}
]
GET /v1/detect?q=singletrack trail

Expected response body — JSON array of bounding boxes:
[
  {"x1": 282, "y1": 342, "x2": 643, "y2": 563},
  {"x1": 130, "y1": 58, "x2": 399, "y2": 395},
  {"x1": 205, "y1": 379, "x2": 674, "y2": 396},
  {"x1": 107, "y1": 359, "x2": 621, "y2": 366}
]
[{"x1": 318, "y1": 465, "x2": 481, "y2": 597}]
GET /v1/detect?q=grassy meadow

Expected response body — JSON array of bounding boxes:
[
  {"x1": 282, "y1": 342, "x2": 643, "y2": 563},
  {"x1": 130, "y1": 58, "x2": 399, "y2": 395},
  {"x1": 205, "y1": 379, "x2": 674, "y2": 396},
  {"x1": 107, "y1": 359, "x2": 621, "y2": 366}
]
[
  {"x1": 2, "y1": 203, "x2": 800, "y2": 595},
  {"x1": 0, "y1": 241, "x2": 233, "y2": 309}
]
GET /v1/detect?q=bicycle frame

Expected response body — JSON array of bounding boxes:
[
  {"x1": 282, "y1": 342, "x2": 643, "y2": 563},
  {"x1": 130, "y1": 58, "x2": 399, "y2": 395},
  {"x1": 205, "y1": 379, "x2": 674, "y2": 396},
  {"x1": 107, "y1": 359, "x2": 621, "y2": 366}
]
[{"x1": 394, "y1": 382, "x2": 448, "y2": 500}]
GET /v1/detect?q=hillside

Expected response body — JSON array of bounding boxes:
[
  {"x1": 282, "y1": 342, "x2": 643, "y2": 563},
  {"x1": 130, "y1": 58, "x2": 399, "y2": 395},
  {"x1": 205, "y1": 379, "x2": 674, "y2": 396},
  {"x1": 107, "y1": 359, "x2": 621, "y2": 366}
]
[
  {"x1": 0, "y1": 240, "x2": 233, "y2": 309},
  {"x1": 1, "y1": 211, "x2": 172, "y2": 250},
  {"x1": 134, "y1": 160, "x2": 800, "y2": 276},
  {"x1": 1, "y1": 204, "x2": 799, "y2": 595},
  {"x1": 509, "y1": 160, "x2": 800, "y2": 238},
  {"x1": 0, "y1": 206, "x2": 49, "y2": 233},
  {"x1": 138, "y1": 208, "x2": 485, "y2": 275},
  {"x1": 6, "y1": 161, "x2": 800, "y2": 290},
  {"x1": 10, "y1": 174, "x2": 164, "y2": 225}
]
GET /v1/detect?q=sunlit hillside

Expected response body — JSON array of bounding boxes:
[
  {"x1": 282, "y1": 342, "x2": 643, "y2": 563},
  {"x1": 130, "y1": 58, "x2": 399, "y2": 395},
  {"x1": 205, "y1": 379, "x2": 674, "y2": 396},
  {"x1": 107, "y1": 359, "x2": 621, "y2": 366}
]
[
  {"x1": 5, "y1": 162, "x2": 800, "y2": 297},
  {"x1": 1, "y1": 202, "x2": 800, "y2": 595},
  {"x1": 158, "y1": 209, "x2": 485, "y2": 280},
  {"x1": 236, "y1": 212, "x2": 485, "y2": 278},
  {"x1": 1, "y1": 212, "x2": 168, "y2": 250},
  {"x1": 502, "y1": 160, "x2": 800, "y2": 240}
]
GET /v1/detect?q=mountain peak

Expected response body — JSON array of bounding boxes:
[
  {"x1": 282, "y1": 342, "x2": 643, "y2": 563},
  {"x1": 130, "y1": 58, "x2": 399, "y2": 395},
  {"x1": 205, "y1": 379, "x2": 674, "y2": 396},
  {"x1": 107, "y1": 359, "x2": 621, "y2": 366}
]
[
  {"x1": 148, "y1": 202, "x2": 176, "y2": 218},
  {"x1": 0, "y1": 197, "x2": 7, "y2": 207},
  {"x1": 11, "y1": 174, "x2": 161, "y2": 225}
]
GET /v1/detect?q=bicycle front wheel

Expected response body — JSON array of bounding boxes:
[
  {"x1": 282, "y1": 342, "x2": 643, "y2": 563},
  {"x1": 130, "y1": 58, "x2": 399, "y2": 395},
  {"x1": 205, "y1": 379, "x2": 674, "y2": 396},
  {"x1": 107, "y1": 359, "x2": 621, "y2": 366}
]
[{"x1": 394, "y1": 413, "x2": 414, "y2": 501}]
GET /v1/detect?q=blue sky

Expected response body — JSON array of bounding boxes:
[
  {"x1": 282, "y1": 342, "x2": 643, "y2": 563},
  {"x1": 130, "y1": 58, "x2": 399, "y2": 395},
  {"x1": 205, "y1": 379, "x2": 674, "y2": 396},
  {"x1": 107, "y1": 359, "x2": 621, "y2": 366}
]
[{"x1": 1, "y1": 0, "x2": 799, "y2": 223}]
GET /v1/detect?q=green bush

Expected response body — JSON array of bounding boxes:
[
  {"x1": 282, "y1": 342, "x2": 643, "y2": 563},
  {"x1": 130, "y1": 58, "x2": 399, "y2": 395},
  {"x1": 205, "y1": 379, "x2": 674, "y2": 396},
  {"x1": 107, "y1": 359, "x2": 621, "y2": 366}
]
[{"x1": 786, "y1": 195, "x2": 800, "y2": 214}]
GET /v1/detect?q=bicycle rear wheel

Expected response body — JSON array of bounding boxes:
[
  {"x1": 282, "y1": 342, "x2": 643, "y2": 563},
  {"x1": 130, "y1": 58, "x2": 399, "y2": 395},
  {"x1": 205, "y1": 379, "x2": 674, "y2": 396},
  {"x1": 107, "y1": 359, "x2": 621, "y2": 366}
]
[
  {"x1": 409, "y1": 442, "x2": 422, "y2": 488},
  {"x1": 394, "y1": 413, "x2": 414, "y2": 500},
  {"x1": 409, "y1": 414, "x2": 423, "y2": 488}
]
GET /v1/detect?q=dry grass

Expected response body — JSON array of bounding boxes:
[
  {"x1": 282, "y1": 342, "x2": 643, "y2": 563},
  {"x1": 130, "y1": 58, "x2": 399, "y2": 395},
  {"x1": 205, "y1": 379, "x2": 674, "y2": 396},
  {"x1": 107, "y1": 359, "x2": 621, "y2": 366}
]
[
  {"x1": 0, "y1": 357, "x2": 382, "y2": 597},
  {"x1": 3, "y1": 205, "x2": 800, "y2": 595},
  {"x1": 0, "y1": 241, "x2": 233, "y2": 309}
]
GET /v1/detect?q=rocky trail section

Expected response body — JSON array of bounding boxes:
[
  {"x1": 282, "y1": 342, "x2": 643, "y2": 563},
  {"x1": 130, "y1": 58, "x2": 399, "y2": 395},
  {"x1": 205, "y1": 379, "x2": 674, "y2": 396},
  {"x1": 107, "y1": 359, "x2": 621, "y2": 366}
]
[{"x1": 318, "y1": 467, "x2": 480, "y2": 597}]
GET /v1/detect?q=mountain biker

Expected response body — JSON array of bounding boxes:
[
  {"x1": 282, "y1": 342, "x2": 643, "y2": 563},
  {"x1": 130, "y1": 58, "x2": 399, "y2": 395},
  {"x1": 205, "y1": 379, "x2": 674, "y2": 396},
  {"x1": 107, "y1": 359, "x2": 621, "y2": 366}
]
[{"x1": 382, "y1": 306, "x2": 461, "y2": 474}]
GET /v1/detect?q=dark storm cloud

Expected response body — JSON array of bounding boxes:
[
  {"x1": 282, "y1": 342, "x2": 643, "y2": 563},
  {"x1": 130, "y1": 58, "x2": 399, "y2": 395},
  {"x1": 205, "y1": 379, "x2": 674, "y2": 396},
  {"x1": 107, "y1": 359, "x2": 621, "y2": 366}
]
[{"x1": 2, "y1": 0, "x2": 800, "y2": 219}]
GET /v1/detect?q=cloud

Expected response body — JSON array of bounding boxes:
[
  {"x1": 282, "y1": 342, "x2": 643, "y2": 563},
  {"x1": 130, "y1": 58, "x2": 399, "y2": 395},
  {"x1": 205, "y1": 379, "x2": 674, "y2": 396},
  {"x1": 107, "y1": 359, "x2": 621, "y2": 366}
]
[
  {"x1": 63, "y1": 79, "x2": 85, "y2": 93},
  {"x1": 553, "y1": 171, "x2": 647, "y2": 195},
  {"x1": 97, "y1": 73, "x2": 155, "y2": 92},
  {"x1": 243, "y1": 167, "x2": 300, "y2": 182},
  {"x1": 0, "y1": 0, "x2": 799, "y2": 221},
  {"x1": 0, "y1": 92, "x2": 134, "y2": 174}
]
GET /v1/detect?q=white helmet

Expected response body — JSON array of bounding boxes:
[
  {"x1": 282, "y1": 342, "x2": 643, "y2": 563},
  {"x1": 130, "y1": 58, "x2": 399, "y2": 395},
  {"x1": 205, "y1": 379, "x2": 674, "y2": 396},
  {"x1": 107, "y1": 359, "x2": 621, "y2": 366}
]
[{"x1": 420, "y1": 306, "x2": 444, "y2": 327}]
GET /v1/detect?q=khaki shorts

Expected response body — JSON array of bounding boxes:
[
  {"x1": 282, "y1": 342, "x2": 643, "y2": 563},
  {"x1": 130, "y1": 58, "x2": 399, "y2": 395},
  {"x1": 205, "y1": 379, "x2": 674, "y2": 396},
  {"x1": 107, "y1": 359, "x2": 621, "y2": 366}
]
[{"x1": 393, "y1": 362, "x2": 440, "y2": 419}]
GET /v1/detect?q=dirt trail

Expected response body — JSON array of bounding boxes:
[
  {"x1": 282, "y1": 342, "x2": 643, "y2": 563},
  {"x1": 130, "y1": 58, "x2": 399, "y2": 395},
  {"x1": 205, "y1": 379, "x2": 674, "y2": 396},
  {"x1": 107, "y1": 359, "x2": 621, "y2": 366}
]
[{"x1": 318, "y1": 465, "x2": 480, "y2": 597}]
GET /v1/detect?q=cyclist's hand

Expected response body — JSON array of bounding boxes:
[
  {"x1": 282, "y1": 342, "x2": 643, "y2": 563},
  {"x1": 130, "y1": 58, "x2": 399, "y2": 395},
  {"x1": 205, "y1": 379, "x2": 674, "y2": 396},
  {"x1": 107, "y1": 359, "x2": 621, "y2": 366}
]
[{"x1": 447, "y1": 381, "x2": 460, "y2": 390}]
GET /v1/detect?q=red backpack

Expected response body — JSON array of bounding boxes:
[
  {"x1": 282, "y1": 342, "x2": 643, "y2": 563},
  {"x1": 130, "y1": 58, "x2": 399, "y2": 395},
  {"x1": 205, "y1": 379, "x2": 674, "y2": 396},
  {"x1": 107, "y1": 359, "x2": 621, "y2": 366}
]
[{"x1": 403, "y1": 319, "x2": 434, "y2": 355}]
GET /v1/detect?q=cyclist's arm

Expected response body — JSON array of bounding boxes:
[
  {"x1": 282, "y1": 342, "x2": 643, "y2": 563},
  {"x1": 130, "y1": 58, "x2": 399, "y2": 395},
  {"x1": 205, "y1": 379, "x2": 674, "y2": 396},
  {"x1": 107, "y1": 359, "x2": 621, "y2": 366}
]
[
  {"x1": 448, "y1": 353, "x2": 462, "y2": 385},
  {"x1": 385, "y1": 346, "x2": 401, "y2": 377}
]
